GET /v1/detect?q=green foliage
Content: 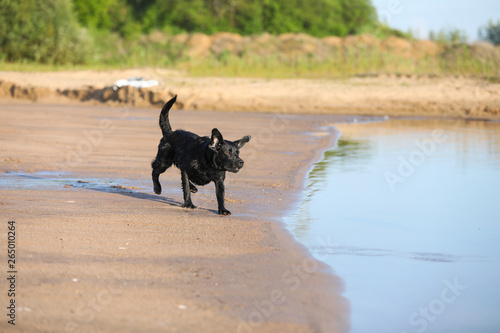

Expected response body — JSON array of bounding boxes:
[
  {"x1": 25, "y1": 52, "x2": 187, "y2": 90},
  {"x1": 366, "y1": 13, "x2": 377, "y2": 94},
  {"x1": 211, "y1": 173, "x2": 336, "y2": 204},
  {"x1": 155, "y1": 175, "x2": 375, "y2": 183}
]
[
  {"x1": 71, "y1": 0, "x2": 377, "y2": 37},
  {"x1": 72, "y1": 0, "x2": 140, "y2": 39},
  {"x1": 6, "y1": 0, "x2": 495, "y2": 79},
  {"x1": 360, "y1": 23, "x2": 413, "y2": 40},
  {"x1": 479, "y1": 19, "x2": 500, "y2": 46},
  {"x1": 340, "y1": 0, "x2": 377, "y2": 35},
  {"x1": 0, "y1": 0, "x2": 91, "y2": 64},
  {"x1": 72, "y1": 0, "x2": 115, "y2": 29},
  {"x1": 0, "y1": 0, "x2": 378, "y2": 65}
]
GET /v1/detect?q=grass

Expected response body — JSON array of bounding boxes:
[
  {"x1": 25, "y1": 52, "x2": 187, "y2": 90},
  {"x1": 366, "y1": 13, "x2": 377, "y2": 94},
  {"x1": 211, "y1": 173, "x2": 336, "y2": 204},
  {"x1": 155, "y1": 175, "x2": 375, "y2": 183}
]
[
  {"x1": 1, "y1": 37, "x2": 499, "y2": 79},
  {"x1": 0, "y1": 61, "x2": 91, "y2": 72},
  {"x1": 180, "y1": 50, "x2": 499, "y2": 79}
]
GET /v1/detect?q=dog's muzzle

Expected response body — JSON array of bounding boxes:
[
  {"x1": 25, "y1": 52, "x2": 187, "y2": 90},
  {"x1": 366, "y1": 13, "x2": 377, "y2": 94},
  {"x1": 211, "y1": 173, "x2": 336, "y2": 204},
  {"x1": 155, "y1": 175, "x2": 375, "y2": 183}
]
[{"x1": 229, "y1": 159, "x2": 244, "y2": 173}]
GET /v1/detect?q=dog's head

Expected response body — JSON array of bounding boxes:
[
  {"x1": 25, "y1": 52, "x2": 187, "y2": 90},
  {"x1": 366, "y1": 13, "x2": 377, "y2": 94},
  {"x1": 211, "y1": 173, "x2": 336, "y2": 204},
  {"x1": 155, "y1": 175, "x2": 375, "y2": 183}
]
[{"x1": 209, "y1": 128, "x2": 251, "y2": 173}]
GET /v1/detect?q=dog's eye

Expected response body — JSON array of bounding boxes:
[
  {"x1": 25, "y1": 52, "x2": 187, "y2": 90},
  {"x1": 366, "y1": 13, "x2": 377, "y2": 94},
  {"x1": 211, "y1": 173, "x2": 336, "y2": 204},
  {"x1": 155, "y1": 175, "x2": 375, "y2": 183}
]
[{"x1": 225, "y1": 150, "x2": 231, "y2": 155}]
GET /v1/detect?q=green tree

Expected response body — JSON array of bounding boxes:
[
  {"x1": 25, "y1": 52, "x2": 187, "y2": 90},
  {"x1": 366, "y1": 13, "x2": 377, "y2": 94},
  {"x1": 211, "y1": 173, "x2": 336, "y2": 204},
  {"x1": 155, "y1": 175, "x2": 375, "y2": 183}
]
[
  {"x1": 72, "y1": 0, "x2": 114, "y2": 29},
  {"x1": 93, "y1": 0, "x2": 378, "y2": 37},
  {"x1": 129, "y1": 0, "x2": 214, "y2": 34},
  {"x1": 0, "y1": 0, "x2": 91, "y2": 64},
  {"x1": 72, "y1": 0, "x2": 139, "y2": 39},
  {"x1": 479, "y1": 19, "x2": 500, "y2": 45},
  {"x1": 340, "y1": 0, "x2": 377, "y2": 35}
]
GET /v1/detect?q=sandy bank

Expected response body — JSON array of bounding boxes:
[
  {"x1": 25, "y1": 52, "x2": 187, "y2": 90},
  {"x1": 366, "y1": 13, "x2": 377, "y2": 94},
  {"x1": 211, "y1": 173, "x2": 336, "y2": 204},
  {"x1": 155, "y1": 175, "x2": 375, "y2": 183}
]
[
  {"x1": 0, "y1": 102, "x2": 367, "y2": 332},
  {"x1": 1, "y1": 69, "x2": 499, "y2": 119}
]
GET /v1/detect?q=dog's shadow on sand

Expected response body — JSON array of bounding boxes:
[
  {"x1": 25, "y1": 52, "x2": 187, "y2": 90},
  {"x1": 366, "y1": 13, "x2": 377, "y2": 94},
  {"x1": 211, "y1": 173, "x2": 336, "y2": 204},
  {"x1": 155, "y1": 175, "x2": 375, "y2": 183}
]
[
  {"x1": 6, "y1": 172, "x2": 218, "y2": 214},
  {"x1": 71, "y1": 181, "x2": 218, "y2": 215}
]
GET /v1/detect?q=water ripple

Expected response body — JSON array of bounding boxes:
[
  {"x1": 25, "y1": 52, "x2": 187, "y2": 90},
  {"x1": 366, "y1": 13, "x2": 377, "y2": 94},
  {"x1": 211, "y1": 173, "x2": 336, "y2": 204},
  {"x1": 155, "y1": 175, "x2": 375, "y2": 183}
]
[{"x1": 311, "y1": 245, "x2": 483, "y2": 263}]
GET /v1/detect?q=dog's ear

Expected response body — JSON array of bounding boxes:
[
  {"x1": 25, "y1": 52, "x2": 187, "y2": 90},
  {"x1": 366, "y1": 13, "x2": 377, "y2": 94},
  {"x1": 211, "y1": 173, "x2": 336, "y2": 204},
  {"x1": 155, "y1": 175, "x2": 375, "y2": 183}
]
[
  {"x1": 234, "y1": 135, "x2": 251, "y2": 149},
  {"x1": 209, "y1": 128, "x2": 224, "y2": 151}
]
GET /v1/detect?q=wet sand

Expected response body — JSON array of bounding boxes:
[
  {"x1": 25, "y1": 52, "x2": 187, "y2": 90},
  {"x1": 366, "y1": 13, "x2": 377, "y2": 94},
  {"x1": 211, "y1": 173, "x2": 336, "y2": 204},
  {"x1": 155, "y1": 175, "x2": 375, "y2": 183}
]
[{"x1": 0, "y1": 102, "x2": 365, "y2": 332}]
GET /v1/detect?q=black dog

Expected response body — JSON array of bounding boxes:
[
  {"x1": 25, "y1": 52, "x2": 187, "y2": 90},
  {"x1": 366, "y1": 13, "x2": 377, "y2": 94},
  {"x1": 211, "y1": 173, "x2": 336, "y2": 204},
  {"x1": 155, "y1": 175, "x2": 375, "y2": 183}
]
[{"x1": 151, "y1": 96, "x2": 251, "y2": 215}]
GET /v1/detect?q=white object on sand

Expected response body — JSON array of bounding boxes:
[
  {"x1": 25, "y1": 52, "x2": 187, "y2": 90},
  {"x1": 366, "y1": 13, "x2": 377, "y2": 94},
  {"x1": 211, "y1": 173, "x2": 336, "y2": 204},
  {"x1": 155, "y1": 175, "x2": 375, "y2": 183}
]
[{"x1": 113, "y1": 77, "x2": 159, "y2": 91}]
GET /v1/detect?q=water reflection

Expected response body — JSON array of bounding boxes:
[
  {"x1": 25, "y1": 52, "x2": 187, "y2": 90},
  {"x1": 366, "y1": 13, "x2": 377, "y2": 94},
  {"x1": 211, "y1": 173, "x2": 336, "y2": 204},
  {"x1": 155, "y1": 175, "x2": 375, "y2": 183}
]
[
  {"x1": 310, "y1": 138, "x2": 373, "y2": 179},
  {"x1": 310, "y1": 244, "x2": 483, "y2": 263},
  {"x1": 286, "y1": 119, "x2": 500, "y2": 333},
  {"x1": 292, "y1": 137, "x2": 373, "y2": 238}
]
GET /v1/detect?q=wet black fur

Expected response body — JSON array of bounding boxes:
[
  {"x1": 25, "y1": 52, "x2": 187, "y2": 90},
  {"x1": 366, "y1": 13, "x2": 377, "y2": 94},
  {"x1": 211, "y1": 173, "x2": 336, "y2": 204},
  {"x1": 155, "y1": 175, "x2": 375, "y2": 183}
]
[{"x1": 151, "y1": 95, "x2": 251, "y2": 215}]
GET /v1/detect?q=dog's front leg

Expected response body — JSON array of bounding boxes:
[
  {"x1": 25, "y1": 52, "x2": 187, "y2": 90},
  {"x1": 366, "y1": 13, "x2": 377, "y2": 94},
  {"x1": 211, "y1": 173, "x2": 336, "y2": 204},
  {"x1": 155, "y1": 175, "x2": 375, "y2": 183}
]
[
  {"x1": 181, "y1": 171, "x2": 196, "y2": 209},
  {"x1": 215, "y1": 179, "x2": 230, "y2": 215}
]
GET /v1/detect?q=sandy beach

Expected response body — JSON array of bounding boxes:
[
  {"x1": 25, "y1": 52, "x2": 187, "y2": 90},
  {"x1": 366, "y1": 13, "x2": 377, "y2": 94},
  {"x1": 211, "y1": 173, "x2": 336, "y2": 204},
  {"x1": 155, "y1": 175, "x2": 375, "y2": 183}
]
[
  {"x1": 1, "y1": 68, "x2": 499, "y2": 332},
  {"x1": 1, "y1": 68, "x2": 499, "y2": 119},
  {"x1": 0, "y1": 100, "x2": 365, "y2": 332}
]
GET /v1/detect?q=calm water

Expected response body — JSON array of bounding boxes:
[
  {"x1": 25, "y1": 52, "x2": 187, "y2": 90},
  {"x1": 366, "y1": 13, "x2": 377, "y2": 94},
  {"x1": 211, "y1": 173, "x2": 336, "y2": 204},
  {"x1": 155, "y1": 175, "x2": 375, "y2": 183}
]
[{"x1": 286, "y1": 119, "x2": 500, "y2": 333}]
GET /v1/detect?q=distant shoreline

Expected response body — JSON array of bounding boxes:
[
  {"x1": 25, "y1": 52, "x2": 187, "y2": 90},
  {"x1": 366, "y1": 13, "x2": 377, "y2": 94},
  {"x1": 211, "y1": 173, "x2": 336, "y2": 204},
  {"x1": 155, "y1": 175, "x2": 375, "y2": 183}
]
[{"x1": 1, "y1": 69, "x2": 499, "y2": 120}]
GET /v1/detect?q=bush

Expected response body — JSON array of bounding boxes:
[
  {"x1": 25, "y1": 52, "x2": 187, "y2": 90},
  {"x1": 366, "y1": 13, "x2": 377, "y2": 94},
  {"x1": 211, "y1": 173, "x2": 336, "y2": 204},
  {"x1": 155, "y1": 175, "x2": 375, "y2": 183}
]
[
  {"x1": 73, "y1": 0, "x2": 377, "y2": 38},
  {"x1": 429, "y1": 28, "x2": 468, "y2": 44},
  {"x1": 0, "y1": 0, "x2": 92, "y2": 64},
  {"x1": 479, "y1": 20, "x2": 500, "y2": 46}
]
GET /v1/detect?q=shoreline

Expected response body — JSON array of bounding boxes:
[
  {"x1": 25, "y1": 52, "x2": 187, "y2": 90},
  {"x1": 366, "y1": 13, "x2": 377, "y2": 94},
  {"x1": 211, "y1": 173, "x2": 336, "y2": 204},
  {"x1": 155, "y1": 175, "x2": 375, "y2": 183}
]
[
  {"x1": 1, "y1": 69, "x2": 500, "y2": 120},
  {"x1": 2, "y1": 67, "x2": 498, "y2": 331},
  {"x1": 1, "y1": 102, "x2": 353, "y2": 332}
]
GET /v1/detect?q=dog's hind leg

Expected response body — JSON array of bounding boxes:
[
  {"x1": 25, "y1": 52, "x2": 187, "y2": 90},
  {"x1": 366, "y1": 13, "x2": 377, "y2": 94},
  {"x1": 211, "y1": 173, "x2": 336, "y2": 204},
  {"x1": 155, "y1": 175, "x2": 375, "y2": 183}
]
[
  {"x1": 181, "y1": 171, "x2": 196, "y2": 209},
  {"x1": 151, "y1": 145, "x2": 173, "y2": 195},
  {"x1": 152, "y1": 165, "x2": 166, "y2": 195}
]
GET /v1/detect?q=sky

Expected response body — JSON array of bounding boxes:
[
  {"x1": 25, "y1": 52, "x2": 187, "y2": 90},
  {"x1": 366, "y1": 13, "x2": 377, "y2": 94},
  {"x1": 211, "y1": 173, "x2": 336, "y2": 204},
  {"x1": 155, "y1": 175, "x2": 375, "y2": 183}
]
[{"x1": 371, "y1": 0, "x2": 500, "y2": 41}]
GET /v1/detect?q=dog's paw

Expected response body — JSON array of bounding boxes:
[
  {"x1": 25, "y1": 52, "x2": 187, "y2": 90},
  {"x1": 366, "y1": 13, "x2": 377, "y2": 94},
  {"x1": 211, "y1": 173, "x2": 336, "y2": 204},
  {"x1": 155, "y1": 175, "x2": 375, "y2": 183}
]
[
  {"x1": 153, "y1": 184, "x2": 162, "y2": 195},
  {"x1": 182, "y1": 203, "x2": 196, "y2": 209},
  {"x1": 218, "y1": 208, "x2": 231, "y2": 216},
  {"x1": 190, "y1": 184, "x2": 198, "y2": 193}
]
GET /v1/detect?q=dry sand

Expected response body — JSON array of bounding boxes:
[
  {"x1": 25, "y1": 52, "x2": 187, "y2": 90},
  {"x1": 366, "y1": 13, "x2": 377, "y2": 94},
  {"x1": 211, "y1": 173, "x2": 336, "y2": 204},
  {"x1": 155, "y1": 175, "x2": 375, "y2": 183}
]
[
  {"x1": 0, "y1": 101, "x2": 371, "y2": 332},
  {"x1": 1, "y1": 68, "x2": 498, "y2": 332},
  {"x1": 1, "y1": 68, "x2": 500, "y2": 119}
]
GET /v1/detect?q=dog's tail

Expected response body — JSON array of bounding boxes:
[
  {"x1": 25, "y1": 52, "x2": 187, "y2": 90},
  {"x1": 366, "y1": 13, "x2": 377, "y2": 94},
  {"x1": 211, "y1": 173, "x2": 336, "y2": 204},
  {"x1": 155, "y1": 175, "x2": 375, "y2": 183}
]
[{"x1": 159, "y1": 95, "x2": 177, "y2": 136}]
